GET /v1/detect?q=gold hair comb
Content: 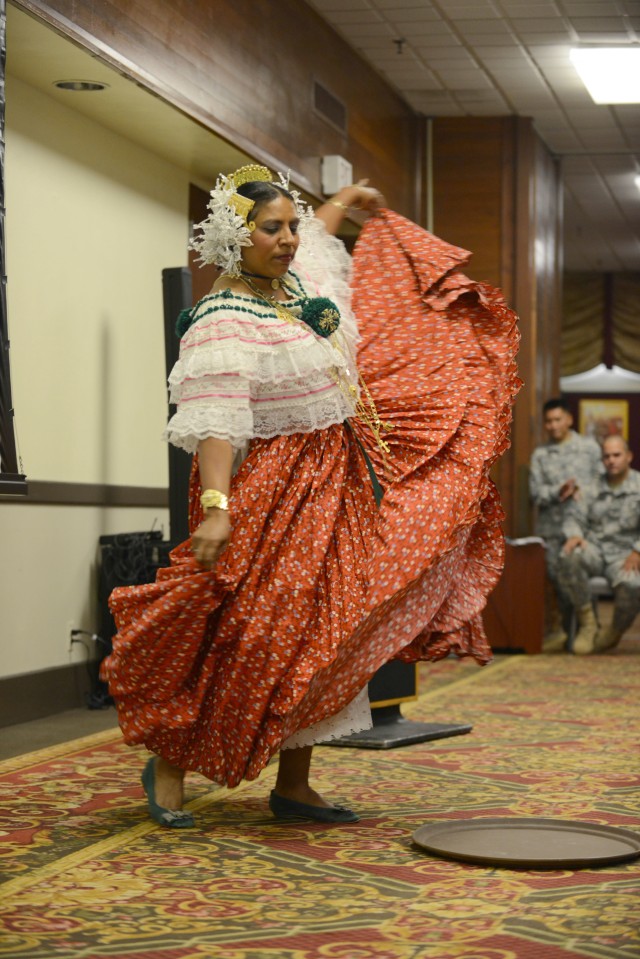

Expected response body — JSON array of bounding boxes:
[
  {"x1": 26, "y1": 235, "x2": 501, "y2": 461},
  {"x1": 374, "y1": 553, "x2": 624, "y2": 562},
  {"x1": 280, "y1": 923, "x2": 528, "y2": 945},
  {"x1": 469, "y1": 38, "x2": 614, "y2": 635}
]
[
  {"x1": 229, "y1": 164, "x2": 273, "y2": 188},
  {"x1": 228, "y1": 193, "x2": 256, "y2": 222}
]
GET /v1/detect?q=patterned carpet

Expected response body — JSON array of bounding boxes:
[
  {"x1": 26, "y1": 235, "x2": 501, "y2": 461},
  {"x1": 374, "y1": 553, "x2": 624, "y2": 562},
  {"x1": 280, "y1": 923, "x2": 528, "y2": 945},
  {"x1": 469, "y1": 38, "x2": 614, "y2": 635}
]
[{"x1": 1, "y1": 647, "x2": 639, "y2": 959}]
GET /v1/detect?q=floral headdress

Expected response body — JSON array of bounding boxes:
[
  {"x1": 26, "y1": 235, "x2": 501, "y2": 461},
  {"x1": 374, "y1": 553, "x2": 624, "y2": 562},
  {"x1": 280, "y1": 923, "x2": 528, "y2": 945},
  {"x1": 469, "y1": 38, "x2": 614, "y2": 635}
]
[{"x1": 189, "y1": 164, "x2": 313, "y2": 277}]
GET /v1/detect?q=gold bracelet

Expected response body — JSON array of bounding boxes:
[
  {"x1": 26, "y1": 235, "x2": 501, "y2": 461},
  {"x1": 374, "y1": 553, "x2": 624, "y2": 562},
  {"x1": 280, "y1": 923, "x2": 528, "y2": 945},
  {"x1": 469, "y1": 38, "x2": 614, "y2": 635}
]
[
  {"x1": 200, "y1": 488, "x2": 229, "y2": 511},
  {"x1": 329, "y1": 199, "x2": 350, "y2": 211}
]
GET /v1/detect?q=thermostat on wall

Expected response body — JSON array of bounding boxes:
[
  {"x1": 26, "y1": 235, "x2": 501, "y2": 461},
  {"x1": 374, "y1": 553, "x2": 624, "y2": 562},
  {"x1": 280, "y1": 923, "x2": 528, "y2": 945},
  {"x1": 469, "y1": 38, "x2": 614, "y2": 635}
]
[{"x1": 321, "y1": 155, "x2": 353, "y2": 195}]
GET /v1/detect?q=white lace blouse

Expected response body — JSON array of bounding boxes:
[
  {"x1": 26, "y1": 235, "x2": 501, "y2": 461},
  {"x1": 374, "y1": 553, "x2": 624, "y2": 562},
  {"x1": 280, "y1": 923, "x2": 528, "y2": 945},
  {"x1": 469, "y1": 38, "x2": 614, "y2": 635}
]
[{"x1": 164, "y1": 238, "x2": 360, "y2": 454}]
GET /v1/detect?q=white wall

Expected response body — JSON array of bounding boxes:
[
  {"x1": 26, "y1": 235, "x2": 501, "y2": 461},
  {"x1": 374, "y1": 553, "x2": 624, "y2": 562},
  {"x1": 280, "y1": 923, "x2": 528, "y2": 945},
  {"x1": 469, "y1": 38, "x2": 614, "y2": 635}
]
[{"x1": 0, "y1": 76, "x2": 189, "y2": 680}]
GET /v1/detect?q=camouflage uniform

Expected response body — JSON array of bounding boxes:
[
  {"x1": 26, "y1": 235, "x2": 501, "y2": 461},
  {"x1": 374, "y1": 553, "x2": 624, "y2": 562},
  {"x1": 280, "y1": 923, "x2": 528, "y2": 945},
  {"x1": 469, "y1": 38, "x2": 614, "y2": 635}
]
[
  {"x1": 529, "y1": 430, "x2": 602, "y2": 593},
  {"x1": 558, "y1": 469, "x2": 640, "y2": 637}
]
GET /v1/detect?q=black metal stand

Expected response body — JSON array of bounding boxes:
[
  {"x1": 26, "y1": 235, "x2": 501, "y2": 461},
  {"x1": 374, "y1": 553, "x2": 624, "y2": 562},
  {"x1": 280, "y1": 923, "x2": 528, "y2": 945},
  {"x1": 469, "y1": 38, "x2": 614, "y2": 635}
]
[
  {"x1": 322, "y1": 660, "x2": 473, "y2": 749},
  {"x1": 324, "y1": 704, "x2": 472, "y2": 750}
]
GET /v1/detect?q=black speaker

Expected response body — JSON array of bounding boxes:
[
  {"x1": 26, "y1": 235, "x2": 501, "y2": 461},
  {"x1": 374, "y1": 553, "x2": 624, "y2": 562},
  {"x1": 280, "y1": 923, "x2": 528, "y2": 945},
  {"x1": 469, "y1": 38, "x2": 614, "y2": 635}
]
[
  {"x1": 162, "y1": 266, "x2": 193, "y2": 544},
  {"x1": 90, "y1": 530, "x2": 175, "y2": 708}
]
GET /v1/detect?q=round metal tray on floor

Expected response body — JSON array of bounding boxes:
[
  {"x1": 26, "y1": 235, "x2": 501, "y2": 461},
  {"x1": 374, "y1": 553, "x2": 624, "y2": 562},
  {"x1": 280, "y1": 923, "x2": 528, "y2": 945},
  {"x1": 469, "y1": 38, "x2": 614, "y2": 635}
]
[{"x1": 412, "y1": 817, "x2": 640, "y2": 869}]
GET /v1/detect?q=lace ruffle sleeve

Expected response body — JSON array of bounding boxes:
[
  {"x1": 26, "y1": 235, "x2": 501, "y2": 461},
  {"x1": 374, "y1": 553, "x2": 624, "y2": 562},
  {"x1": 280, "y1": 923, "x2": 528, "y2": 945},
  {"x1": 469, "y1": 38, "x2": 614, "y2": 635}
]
[{"x1": 294, "y1": 217, "x2": 359, "y2": 358}]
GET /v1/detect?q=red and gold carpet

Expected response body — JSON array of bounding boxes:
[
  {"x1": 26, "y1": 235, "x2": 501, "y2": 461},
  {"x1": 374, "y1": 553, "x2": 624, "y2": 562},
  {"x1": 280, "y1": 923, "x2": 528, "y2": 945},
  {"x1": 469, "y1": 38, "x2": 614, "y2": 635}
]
[{"x1": 1, "y1": 649, "x2": 639, "y2": 959}]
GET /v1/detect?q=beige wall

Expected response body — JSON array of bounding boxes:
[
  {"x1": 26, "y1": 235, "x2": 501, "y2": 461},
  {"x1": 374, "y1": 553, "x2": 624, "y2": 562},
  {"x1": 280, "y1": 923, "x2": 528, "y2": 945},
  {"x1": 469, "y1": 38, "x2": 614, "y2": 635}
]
[
  {"x1": 0, "y1": 503, "x2": 168, "y2": 677},
  {"x1": 6, "y1": 76, "x2": 188, "y2": 485},
  {"x1": 1, "y1": 76, "x2": 187, "y2": 680}
]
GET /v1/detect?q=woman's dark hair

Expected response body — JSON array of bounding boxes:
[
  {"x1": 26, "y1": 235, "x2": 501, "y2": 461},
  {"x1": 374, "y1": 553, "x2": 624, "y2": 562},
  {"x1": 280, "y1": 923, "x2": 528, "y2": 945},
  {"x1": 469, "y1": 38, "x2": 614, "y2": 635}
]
[{"x1": 237, "y1": 181, "x2": 294, "y2": 224}]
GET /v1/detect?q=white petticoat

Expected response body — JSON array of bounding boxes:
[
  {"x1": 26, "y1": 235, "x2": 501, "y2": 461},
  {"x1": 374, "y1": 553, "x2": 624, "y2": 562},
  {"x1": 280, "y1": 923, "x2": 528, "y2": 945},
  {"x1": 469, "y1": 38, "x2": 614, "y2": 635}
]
[{"x1": 280, "y1": 686, "x2": 372, "y2": 749}]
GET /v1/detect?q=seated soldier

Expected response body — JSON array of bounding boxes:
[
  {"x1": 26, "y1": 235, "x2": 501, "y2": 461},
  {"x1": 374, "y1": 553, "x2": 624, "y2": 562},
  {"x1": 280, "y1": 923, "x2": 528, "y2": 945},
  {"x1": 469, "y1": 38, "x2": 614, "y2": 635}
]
[
  {"x1": 558, "y1": 435, "x2": 640, "y2": 654},
  {"x1": 529, "y1": 397, "x2": 602, "y2": 651}
]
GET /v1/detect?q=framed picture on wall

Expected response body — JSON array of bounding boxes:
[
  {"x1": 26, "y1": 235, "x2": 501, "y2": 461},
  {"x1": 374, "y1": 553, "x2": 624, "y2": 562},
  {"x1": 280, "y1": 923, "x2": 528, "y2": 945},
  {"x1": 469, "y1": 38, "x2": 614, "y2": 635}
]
[{"x1": 579, "y1": 399, "x2": 629, "y2": 444}]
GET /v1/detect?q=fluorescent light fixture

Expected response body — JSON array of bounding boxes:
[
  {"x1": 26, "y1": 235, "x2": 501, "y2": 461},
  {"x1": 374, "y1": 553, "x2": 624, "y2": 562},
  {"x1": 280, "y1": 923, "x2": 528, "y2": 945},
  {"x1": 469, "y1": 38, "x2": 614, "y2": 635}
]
[
  {"x1": 635, "y1": 175, "x2": 640, "y2": 192},
  {"x1": 570, "y1": 47, "x2": 640, "y2": 103}
]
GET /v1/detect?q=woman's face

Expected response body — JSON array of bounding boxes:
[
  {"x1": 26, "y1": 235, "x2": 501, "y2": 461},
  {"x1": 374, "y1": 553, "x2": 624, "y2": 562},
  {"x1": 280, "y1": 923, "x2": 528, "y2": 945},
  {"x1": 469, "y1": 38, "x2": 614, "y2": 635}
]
[{"x1": 241, "y1": 195, "x2": 300, "y2": 278}]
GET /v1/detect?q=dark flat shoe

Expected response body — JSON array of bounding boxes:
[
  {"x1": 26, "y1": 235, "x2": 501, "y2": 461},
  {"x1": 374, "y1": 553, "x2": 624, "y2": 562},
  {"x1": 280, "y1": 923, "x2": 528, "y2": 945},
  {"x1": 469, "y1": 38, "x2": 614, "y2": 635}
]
[
  {"x1": 269, "y1": 790, "x2": 359, "y2": 823},
  {"x1": 141, "y1": 756, "x2": 195, "y2": 828}
]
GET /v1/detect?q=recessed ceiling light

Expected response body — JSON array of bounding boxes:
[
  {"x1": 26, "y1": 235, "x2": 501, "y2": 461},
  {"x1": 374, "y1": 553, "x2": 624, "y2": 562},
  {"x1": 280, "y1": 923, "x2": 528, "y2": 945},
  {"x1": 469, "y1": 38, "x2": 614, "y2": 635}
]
[
  {"x1": 53, "y1": 80, "x2": 109, "y2": 92},
  {"x1": 570, "y1": 48, "x2": 640, "y2": 104}
]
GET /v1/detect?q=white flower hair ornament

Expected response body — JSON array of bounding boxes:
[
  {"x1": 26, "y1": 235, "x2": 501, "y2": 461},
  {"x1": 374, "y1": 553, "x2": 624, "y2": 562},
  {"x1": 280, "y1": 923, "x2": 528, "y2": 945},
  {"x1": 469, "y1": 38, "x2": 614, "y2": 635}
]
[
  {"x1": 188, "y1": 164, "x2": 274, "y2": 277},
  {"x1": 275, "y1": 171, "x2": 316, "y2": 232}
]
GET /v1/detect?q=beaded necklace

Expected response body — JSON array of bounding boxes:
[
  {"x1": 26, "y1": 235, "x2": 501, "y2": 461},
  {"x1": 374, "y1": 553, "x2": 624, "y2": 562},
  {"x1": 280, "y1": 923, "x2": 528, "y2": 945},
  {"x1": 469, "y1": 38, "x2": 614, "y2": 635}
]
[{"x1": 236, "y1": 273, "x2": 304, "y2": 326}]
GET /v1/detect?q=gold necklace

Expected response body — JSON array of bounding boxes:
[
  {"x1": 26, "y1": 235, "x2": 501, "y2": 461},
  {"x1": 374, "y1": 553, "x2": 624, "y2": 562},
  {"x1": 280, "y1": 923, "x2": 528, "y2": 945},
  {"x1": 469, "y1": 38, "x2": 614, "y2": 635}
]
[
  {"x1": 237, "y1": 273, "x2": 302, "y2": 325},
  {"x1": 236, "y1": 274, "x2": 393, "y2": 465},
  {"x1": 331, "y1": 334, "x2": 393, "y2": 465}
]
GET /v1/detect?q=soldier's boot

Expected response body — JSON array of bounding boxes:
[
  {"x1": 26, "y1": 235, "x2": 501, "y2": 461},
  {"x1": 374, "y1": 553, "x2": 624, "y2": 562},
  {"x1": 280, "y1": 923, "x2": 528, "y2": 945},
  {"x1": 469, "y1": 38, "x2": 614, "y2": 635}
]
[
  {"x1": 572, "y1": 605, "x2": 599, "y2": 655},
  {"x1": 543, "y1": 607, "x2": 568, "y2": 652},
  {"x1": 594, "y1": 626, "x2": 624, "y2": 653},
  {"x1": 542, "y1": 582, "x2": 569, "y2": 653},
  {"x1": 595, "y1": 586, "x2": 639, "y2": 653}
]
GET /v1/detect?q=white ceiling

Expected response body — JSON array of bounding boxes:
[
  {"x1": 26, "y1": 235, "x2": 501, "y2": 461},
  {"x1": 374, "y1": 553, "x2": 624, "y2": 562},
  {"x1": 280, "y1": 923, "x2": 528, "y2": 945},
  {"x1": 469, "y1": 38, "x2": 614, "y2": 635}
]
[{"x1": 307, "y1": 0, "x2": 640, "y2": 272}]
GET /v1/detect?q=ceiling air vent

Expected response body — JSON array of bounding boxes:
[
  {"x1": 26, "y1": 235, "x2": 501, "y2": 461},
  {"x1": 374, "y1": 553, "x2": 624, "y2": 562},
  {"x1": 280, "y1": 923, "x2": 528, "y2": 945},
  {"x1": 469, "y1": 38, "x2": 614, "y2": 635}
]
[{"x1": 313, "y1": 80, "x2": 347, "y2": 134}]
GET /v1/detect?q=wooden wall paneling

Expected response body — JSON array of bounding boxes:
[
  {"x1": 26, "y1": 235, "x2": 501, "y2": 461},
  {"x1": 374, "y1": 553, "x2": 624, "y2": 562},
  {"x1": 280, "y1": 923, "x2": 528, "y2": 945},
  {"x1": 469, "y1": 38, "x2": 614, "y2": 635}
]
[
  {"x1": 509, "y1": 117, "x2": 537, "y2": 538},
  {"x1": 431, "y1": 116, "x2": 563, "y2": 537},
  {"x1": 15, "y1": 0, "x2": 418, "y2": 214},
  {"x1": 432, "y1": 116, "x2": 523, "y2": 533},
  {"x1": 492, "y1": 117, "x2": 520, "y2": 529},
  {"x1": 504, "y1": 119, "x2": 563, "y2": 536},
  {"x1": 432, "y1": 117, "x2": 505, "y2": 288}
]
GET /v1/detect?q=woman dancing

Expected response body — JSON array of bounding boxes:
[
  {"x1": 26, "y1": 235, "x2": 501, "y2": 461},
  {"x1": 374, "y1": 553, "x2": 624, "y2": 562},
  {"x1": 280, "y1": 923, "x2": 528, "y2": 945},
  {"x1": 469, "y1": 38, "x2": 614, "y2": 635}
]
[{"x1": 103, "y1": 164, "x2": 520, "y2": 827}]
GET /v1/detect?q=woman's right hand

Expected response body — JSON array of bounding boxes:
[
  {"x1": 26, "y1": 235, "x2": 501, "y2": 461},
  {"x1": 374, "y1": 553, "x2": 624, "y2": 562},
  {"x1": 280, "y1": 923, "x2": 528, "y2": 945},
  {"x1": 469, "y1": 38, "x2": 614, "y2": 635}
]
[{"x1": 191, "y1": 510, "x2": 231, "y2": 569}]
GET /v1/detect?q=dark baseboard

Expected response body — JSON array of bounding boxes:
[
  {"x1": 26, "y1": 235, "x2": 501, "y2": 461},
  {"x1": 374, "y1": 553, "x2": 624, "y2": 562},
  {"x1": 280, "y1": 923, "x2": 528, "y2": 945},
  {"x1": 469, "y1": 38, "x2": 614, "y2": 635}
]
[
  {"x1": 0, "y1": 481, "x2": 168, "y2": 507},
  {"x1": 0, "y1": 663, "x2": 96, "y2": 727}
]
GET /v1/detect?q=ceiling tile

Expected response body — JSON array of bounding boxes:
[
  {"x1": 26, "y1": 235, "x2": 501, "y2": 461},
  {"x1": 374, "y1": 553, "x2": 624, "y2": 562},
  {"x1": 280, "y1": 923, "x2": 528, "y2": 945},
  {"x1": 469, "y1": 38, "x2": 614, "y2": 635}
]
[
  {"x1": 565, "y1": 108, "x2": 624, "y2": 127},
  {"x1": 371, "y1": 0, "x2": 437, "y2": 8},
  {"x1": 505, "y1": 4, "x2": 566, "y2": 15},
  {"x1": 374, "y1": 6, "x2": 440, "y2": 20},
  {"x1": 469, "y1": 36, "x2": 524, "y2": 47},
  {"x1": 412, "y1": 45, "x2": 471, "y2": 59},
  {"x1": 569, "y1": 16, "x2": 629, "y2": 29},
  {"x1": 518, "y1": 32, "x2": 576, "y2": 42},
  {"x1": 526, "y1": 44, "x2": 575, "y2": 58},
  {"x1": 431, "y1": 1, "x2": 495, "y2": 10},
  {"x1": 324, "y1": 10, "x2": 384, "y2": 23},
  {"x1": 561, "y1": 1, "x2": 628, "y2": 13},
  {"x1": 335, "y1": 22, "x2": 395, "y2": 36},
  {"x1": 434, "y1": 69, "x2": 494, "y2": 87},
  {"x1": 309, "y1": 0, "x2": 371, "y2": 9},
  {"x1": 509, "y1": 18, "x2": 571, "y2": 31},
  {"x1": 455, "y1": 20, "x2": 516, "y2": 34}
]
